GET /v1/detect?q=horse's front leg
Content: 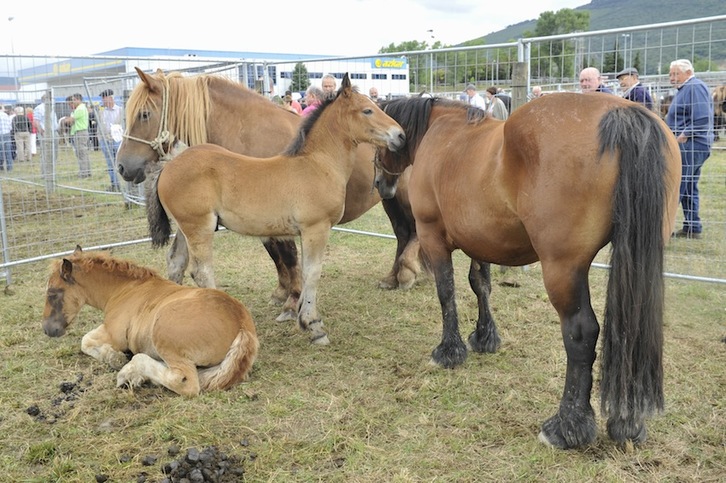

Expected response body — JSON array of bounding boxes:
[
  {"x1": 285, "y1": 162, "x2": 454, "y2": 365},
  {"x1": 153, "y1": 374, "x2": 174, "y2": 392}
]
[
  {"x1": 296, "y1": 226, "x2": 332, "y2": 345},
  {"x1": 538, "y1": 263, "x2": 599, "y2": 449},
  {"x1": 378, "y1": 197, "x2": 414, "y2": 290},
  {"x1": 467, "y1": 260, "x2": 501, "y2": 353},
  {"x1": 167, "y1": 229, "x2": 189, "y2": 284},
  {"x1": 81, "y1": 325, "x2": 129, "y2": 370},
  {"x1": 428, "y1": 246, "x2": 467, "y2": 369}
]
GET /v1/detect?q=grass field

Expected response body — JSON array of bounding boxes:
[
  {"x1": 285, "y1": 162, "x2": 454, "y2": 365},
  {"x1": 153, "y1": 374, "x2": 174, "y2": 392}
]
[{"x1": 0, "y1": 144, "x2": 725, "y2": 482}]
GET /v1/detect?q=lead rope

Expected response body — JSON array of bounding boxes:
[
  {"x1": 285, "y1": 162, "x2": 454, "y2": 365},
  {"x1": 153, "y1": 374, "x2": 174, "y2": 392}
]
[{"x1": 122, "y1": 76, "x2": 173, "y2": 160}]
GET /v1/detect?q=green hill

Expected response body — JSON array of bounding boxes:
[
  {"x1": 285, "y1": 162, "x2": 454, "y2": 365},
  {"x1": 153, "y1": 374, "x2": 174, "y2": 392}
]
[{"x1": 480, "y1": 0, "x2": 725, "y2": 44}]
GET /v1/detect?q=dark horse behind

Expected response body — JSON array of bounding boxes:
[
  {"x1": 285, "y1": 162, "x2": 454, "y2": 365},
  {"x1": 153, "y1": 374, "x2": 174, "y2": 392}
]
[{"x1": 375, "y1": 94, "x2": 682, "y2": 449}]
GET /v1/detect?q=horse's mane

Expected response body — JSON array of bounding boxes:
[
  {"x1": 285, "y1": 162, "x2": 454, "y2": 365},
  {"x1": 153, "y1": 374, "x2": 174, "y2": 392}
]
[
  {"x1": 53, "y1": 251, "x2": 161, "y2": 281},
  {"x1": 126, "y1": 71, "x2": 229, "y2": 147},
  {"x1": 380, "y1": 96, "x2": 481, "y2": 158},
  {"x1": 283, "y1": 95, "x2": 336, "y2": 156}
]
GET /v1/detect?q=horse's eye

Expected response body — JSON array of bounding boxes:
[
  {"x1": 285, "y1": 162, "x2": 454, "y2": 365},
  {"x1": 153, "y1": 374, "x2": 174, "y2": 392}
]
[
  {"x1": 363, "y1": 108, "x2": 373, "y2": 115},
  {"x1": 140, "y1": 111, "x2": 151, "y2": 122}
]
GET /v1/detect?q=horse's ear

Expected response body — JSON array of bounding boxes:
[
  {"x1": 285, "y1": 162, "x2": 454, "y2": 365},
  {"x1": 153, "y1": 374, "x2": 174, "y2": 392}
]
[
  {"x1": 136, "y1": 67, "x2": 160, "y2": 93},
  {"x1": 73, "y1": 245, "x2": 83, "y2": 255},
  {"x1": 60, "y1": 259, "x2": 74, "y2": 283},
  {"x1": 339, "y1": 73, "x2": 352, "y2": 98}
]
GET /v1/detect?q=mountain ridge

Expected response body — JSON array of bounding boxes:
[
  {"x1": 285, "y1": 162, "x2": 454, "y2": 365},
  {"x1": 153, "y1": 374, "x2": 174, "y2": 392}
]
[{"x1": 480, "y1": 0, "x2": 725, "y2": 45}]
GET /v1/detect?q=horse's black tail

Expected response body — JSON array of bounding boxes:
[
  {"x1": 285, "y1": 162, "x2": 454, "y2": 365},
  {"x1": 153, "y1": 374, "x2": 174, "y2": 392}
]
[
  {"x1": 146, "y1": 168, "x2": 173, "y2": 248},
  {"x1": 598, "y1": 106, "x2": 667, "y2": 435}
]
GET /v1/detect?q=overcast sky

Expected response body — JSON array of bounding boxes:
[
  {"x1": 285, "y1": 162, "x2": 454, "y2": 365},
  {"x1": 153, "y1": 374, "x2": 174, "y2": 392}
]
[{"x1": 2, "y1": 0, "x2": 585, "y2": 58}]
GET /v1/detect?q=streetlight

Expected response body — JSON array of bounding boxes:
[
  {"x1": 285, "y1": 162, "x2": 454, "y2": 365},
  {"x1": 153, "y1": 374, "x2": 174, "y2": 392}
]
[
  {"x1": 8, "y1": 16, "x2": 18, "y2": 96},
  {"x1": 427, "y1": 29, "x2": 434, "y2": 93},
  {"x1": 621, "y1": 33, "x2": 630, "y2": 68}
]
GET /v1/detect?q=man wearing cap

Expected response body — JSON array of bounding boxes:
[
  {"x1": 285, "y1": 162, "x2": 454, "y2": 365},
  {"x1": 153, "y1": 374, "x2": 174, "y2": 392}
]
[
  {"x1": 98, "y1": 89, "x2": 123, "y2": 191},
  {"x1": 464, "y1": 84, "x2": 487, "y2": 110},
  {"x1": 616, "y1": 67, "x2": 653, "y2": 110}
]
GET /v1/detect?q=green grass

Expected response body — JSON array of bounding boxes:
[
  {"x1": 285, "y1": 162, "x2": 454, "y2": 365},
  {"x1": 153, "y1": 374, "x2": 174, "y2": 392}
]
[{"x1": 0, "y1": 144, "x2": 724, "y2": 482}]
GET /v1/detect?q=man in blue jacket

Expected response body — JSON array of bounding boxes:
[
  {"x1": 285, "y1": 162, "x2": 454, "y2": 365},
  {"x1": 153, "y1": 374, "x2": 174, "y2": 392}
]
[
  {"x1": 666, "y1": 59, "x2": 714, "y2": 239},
  {"x1": 616, "y1": 67, "x2": 653, "y2": 110}
]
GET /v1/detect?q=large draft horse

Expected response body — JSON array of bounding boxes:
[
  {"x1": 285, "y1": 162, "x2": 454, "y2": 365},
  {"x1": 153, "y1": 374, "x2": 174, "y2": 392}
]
[
  {"x1": 146, "y1": 74, "x2": 404, "y2": 344},
  {"x1": 116, "y1": 68, "x2": 421, "y2": 319},
  {"x1": 42, "y1": 246, "x2": 258, "y2": 396},
  {"x1": 375, "y1": 94, "x2": 681, "y2": 449}
]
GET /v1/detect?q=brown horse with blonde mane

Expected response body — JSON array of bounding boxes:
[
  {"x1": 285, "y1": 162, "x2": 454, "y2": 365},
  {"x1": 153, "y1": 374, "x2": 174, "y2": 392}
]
[
  {"x1": 116, "y1": 68, "x2": 421, "y2": 320},
  {"x1": 375, "y1": 94, "x2": 681, "y2": 449},
  {"x1": 42, "y1": 246, "x2": 258, "y2": 396},
  {"x1": 147, "y1": 74, "x2": 404, "y2": 344}
]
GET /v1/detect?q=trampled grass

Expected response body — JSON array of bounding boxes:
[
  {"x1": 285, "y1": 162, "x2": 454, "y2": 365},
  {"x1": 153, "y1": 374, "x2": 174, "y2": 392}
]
[{"x1": 0, "y1": 146, "x2": 724, "y2": 482}]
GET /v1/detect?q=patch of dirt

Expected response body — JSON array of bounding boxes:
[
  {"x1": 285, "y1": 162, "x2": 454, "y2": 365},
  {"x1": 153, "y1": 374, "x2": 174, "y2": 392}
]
[{"x1": 26, "y1": 372, "x2": 91, "y2": 423}]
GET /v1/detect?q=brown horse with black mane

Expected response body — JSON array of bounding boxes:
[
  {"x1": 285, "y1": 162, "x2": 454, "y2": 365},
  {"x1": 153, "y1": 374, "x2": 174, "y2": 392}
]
[
  {"x1": 116, "y1": 68, "x2": 421, "y2": 320},
  {"x1": 375, "y1": 94, "x2": 681, "y2": 449},
  {"x1": 146, "y1": 74, "x2": 404, "y2": 344},
  {"x1": 42, "y1": 246, "x2": 258, "y2": 396}
]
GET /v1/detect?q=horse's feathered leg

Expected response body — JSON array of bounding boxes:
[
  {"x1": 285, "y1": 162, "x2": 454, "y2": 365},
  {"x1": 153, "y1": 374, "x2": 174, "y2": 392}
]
[
  {"x1": 537, "y1": 265, "x2": 599, "y2": 449},
  {"x1": 429, "y1": 249, "x2": 467, "y2": 369},
  {"x1": 466, "y1": 260, "x2": 501, "y2": 354}
]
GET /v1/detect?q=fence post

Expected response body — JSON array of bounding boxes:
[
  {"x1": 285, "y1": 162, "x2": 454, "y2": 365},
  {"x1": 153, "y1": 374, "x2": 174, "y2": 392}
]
[{"x1": 511, "y1": 62, "x2": 528, "y2": 112}]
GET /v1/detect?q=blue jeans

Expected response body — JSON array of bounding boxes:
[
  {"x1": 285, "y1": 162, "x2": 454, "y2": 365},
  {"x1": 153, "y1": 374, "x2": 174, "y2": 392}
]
[
  {"x1": 678, "y1": 141, "x2": 710, "y2": 234},
  {"x1": 100, "y1": 137, "x2": 121, "y2": 187},
  {"x1": 0, "y1": 133, "x2": 12, "y2": 171}
]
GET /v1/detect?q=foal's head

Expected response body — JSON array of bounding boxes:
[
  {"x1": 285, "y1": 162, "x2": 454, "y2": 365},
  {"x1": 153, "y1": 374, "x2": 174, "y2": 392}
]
[{"x1": 42, "y1": 250, "x2": 86, "y2": 337}]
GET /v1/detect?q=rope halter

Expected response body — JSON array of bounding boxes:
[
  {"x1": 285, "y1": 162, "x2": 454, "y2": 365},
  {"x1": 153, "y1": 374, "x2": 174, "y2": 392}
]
[{"x1": 122, "y1": 75, "x2": 174, "y2": 160}]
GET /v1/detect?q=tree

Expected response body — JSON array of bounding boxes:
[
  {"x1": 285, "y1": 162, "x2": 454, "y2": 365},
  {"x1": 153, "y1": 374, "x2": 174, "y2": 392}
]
[
  {"x1": 528, "y1": 9, "x2": 591, "y2": 82},
  {"x1": 290, "y1": 63, "x2": 310, "y2": 93}
]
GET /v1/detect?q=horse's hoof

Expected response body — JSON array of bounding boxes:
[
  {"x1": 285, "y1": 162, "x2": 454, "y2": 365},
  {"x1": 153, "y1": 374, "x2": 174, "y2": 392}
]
[
  {"x1": 310, "y1": 333, "x2": 330, "y2": 345},
  {"x1": 538, "y1": 410, "x2": 597, "y2": 449},
  {"x1": 607, "y1": 417, "x2": 648, "y2": 446},
  {"x1": 275, "y1": 310, "x2": 296, "y2": 322},
  {"x1": 430, "y1": 342, "x2": 467, "y2": 369},
  {"x1": 378, "y1": 277, "x2": 398, "y2": 290}
]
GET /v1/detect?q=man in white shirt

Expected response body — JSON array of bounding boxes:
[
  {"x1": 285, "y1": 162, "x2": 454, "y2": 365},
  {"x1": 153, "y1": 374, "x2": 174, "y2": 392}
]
[
  {"x1": 464, "y1": 84, "x2": 487, "y2": 110},
  {"x1": 98, "y1": 89, "x2": 124, "y2": 191}
]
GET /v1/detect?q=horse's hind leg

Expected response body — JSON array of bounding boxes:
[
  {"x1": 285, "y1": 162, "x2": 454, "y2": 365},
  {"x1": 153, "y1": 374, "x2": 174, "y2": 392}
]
[
  {"x1": 167, "y1": 229, "x2": 189, "y2": 284},
  {"x1": 117, "y1": 353, "x2": 201, "y2": 396},
  {"x1": 537, "y1": 262, "x2": 599, "y2": 449},
  {"x1": 466, "y1": 260, "x2": 501, "y2": 354}
]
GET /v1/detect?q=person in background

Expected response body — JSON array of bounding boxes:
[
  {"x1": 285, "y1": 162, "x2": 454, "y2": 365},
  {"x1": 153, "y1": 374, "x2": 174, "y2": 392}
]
[
  {"x1": 486, "y1": 87, "x2": 509, "y2": 120},
  {"x1": 97, "y1": 89, "x2": 123, "y2": 191},
  {"x1": 464, "y1": 84, "x2": 487, "y2": 110},
  {"x1": 528, "y1": 85, "x2": 543, "y2": 100},
  {"x1": 282, "y1": 94, "x2": 299, "y2": 114},
  {"x1": 33, "y1": 94, "x2": 59, "y2": 173},
  {"x1": 579, "y1": 67, "x2": 614, "y2": 94},
  {"x1": 285, "y1": 90, "x2": 303, "y2": 114},
  {"x1": 301, "y1": 85, "x2": 324, "y2": 117},
  {"x1": 26, "y1": 107, "x2": 37, "y2": 158},
  {"x1": 369, "y1": 86, "x2": 380, "y2": 104},
  {"x1": 0, "y1": 105, "x2": 13, "y2": 171},
  {"x1": 64, "y1": 93, "x2": 91, "y2": 178},
  {"x1": 11, "y1": 106, "x2": 32, "y2": 163},
  {"x1": 494, "y1": 87, "x2": 512, "y2": 115},
  {"x1": 321, "y1": 74, "x2": 337, "y2": 100},
  {"x1": 666, "y1": 58, "x2": 714, "y2": 239},
  {"x1": 616, "y1": 67, "x2": 653, "y2": 110}
]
